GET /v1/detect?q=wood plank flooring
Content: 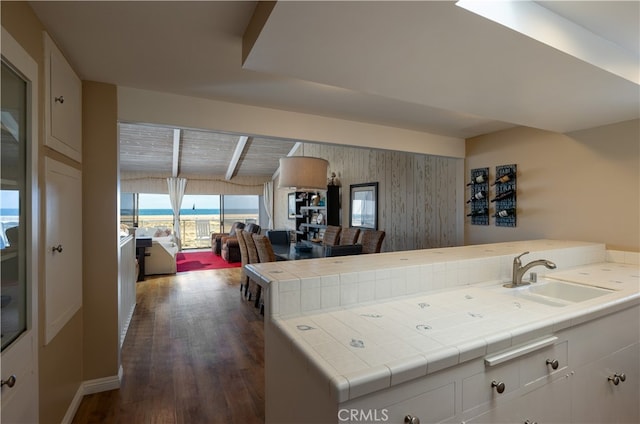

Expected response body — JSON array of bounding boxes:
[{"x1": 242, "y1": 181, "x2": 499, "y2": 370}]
[{"x1": 72, "y1": 268, "x2": 265, "y2": 423}]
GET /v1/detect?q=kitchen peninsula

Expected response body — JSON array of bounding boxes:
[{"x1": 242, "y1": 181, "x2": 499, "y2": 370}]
[{"x1": 245, "y1": 240, "x2": 640, "y2": 424}]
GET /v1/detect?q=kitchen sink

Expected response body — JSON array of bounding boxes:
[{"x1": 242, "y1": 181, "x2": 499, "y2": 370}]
[{"x1": 502, "y1": 279, "x2": 613, "y2": 307}]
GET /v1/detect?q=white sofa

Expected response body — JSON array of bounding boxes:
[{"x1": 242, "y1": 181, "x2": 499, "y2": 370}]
[{"x1": 135, "y1": 227, "x2": 179, "y2": 276}]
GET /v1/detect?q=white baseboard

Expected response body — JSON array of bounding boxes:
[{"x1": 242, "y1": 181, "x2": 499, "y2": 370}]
[{"x1": 60, "y1": 366, "x2": 123, "y2": 424}]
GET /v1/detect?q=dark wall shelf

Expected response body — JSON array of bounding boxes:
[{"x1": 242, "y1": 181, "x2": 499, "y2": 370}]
[
  {"x1": 467, "y1": 167, "x2": 489, "y2": 225},
  {"x1": 492, "y1": 164, "x2": 517, "y2": 227},
  {"x1": 293, "y1": 185, "x2": 340, "y2": 241}
]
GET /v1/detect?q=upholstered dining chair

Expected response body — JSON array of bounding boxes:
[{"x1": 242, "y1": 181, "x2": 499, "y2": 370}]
[
  {"x1": 241, "y1": 230, "x2": 260, "y2": 300},
  {"x1": 235, "y1": 229, "x2": 250, "y2": 295},
  {"x1": 339, "y1": 227, "x2": 360, "y2": 245},
  {"x1": 252, "y1": 234, "x2": 278, "y2": 313},
  {"x1": 360, "y1": 230, "x2": 386, "y2": 254},
  {"x1": 322, "y1": 225, "x2": 342, "y2": 246}
]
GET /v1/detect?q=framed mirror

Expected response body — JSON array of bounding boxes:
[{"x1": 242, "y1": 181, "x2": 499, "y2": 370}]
[{"x1": 349, "y1": 182, "x2": 378, "y2": 229}]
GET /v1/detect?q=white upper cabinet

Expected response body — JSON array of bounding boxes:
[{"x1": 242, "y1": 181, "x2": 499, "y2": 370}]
[{"x1": 43, "y1": 32, "x2": 82, "y2": 162}]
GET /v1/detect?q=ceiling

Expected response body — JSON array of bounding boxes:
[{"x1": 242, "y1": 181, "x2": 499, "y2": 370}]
[
  {"x1": 29, "y1": 1, "x2": 639, "y2": 179},
  {"x1": 118, "y1": 123, "x2": 297, "y2": 177}
]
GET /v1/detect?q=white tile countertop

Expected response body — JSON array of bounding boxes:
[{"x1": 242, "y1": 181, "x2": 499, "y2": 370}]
[{"x1": 245, "y1": 240, "x2": 640, "y2": 403}]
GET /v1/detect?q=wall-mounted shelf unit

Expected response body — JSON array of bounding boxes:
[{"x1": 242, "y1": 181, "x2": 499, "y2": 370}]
[
  {"x1": 492, "y1": 164, "x2": 517, "y2": 227},
  {"x1": 467, "y1": 167, "x2": 489, "y2": 225},
  {"x1": 294, "y1": 185, "x2": 340, "y2": 242}
]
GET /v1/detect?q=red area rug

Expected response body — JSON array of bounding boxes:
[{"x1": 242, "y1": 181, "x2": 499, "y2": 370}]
[{"x1": 176, "y1": 251, "x2": 241, "y2": 272}]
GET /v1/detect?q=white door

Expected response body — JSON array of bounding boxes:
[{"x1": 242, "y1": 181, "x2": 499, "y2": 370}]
[{"x1": 1, "y1": 27, "x2": 39, "y2": 423}]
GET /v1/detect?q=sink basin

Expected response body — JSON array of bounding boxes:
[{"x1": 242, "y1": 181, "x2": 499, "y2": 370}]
[{"x1": 503, "y1": 279, "x2": 613, "y2": 307}]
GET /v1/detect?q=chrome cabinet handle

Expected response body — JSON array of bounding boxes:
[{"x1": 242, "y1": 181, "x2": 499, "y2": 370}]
[
  {"x1": 491, "y1": 380, "x2": 506, "y2": 393},
  {"x1": 1, "y1": 375, "x2": 16, "y2": 388},
  {"x1": 524, "y1": 420, "x2": 538, "y2": 424},
  {"x1": 51, "y1": 244, "x2": 63, "y2": 253},
  {"x1": 617, "y1": 373, "x2": 626, "y2": 382},
  {"x1": 404, "y1": 415, "x2": 420, "y2": 424},
  {"x1": 546, "y1": 358, "x2": 559, "y2": 370},
  {"x1": 54, "y1": 95, "x2": 64, "y2": 103}
]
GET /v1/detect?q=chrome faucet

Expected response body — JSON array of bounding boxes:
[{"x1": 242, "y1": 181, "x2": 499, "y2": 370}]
[{"x1": 505, "y1": 251, "x2": 557, "y2": 288}]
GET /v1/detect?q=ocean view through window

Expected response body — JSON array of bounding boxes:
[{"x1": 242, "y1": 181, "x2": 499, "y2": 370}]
[{"x1": 123, "y1": 193, "x2": 259, "y2": 249}]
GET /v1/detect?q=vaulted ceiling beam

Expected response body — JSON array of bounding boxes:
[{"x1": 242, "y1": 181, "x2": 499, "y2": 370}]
[
  {"x1": 225, "y1": 135, "x2": 249, "y2": 180},
  {"x1": 172, "y1": 128, "x2": 181, "y2": 177}
]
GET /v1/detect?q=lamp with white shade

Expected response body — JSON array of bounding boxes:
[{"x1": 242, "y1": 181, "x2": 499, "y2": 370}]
[{"x1": 278, "y1": 157, "x2": 329, "y2": 191}]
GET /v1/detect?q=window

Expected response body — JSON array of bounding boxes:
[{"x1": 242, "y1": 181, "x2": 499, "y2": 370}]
[{"x1": 122, "y1": 193, "x2": 259, "y2": 249}]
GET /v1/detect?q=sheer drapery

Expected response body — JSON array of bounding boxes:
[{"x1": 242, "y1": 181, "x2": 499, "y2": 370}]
[
  {"x1": 263, "y1": 181, "x2": 274, "y2": 230},
  {"x1": 167, "y1": 177, "x2": 187, "y2": 250}
]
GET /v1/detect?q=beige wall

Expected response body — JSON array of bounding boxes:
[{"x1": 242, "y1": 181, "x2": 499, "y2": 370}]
[
  {"x1": 465, "y1": 120, "x2": 640, "y2": 251},
  {"x1": 82, "y1": 81, "x2": 120, "y2": 379},
  {"x1": 117, "y1": 86, "x2": 465, "y2": 159},
  {"x1": 273, "y1": 143, "x2": 463, "y2": 251}
]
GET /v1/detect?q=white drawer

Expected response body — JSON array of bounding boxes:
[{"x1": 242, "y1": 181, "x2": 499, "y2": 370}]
[
  {"x1": 462, "y1": 359, "x2": 520, "y2": 411},
  {"x1": 520, "y1": 340, "x2": 568, "y2": 386}
]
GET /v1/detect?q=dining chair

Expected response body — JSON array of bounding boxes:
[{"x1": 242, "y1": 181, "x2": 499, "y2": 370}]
[
  {"x1": 241, "y1": 230, "x2": 260, "y2": 300},
  {"x1": 360, "y1": 230, "x2": 386, "y2": 254},
  {"x1": 252, "y1": 234, "x2": 278, "y2": 313},
  {"x1": 235, "y1": 229, "x2": 250, "y2": 295},
  {"x1": 322, "y1": 225, "x2": 342, "y2": 246},
  {"x1": 339, "y1": 227, "x2": 360, "y2": 245}
]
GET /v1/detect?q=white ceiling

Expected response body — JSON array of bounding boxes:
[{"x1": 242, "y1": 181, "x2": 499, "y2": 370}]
[{"x1": 28, "y1": 0, "x2": 639, "y2": 176}]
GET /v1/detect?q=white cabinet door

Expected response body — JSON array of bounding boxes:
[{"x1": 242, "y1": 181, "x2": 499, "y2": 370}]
[
  {"x1": 1, "y1": 26, "x2": 39, "y2": 424},
  {"x1": 571, "y1": 342, "x2": 640, "y2": 424},
  {"x1": 44, "y1": 32, "x2": 82, "y2": 162},
  {"x1": 44, "y1": 158, "x2": 82, "y2": 344}
]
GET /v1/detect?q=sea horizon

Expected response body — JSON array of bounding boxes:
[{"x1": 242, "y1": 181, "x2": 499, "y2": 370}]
[
  {"x1": 1, "y1": 208, "x2": 258, "y2": 218},
  {"x1": 136, "y1": 208, "x2": 257, "y2": 216}
]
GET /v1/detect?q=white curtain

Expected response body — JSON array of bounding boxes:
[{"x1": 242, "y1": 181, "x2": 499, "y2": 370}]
[
  {"x1": 263, "y1": 181, "x2": 274, "y2": 230},
  {"x1": 167, "y1": 177, "x2": 187, "y2": 250}
]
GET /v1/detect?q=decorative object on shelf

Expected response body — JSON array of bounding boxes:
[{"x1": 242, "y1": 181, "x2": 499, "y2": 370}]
[
  {"x1": 311, "y1": 194, "x2": 321, "y2": 206},
  {"x1": 466, "y1": 190, "x2": 487, "y2": 203},
  {"x1": 490, "y1": 189, "x2": 515, "y2": 202},
  {"x1": 491, "y1": 170, "x2": 516, "y2": 186},
  {"x1": 468, "y1": 167, "x2": 489, "y2": 225},
  {"x1": 466, "y1": 172, "x2": 487, "y2": 186},
  {"x1": 493, "y1": 164, "x2": 517, "y2": 227},
  {"x1": 316, "y1": 213, "x2": 324, "y2": 224},
  {"x1": 350, "y1": 182, "x2": 378, "y2": 230},
  {"x1": 467, "y1": 207, "x2": 488, "y2": 217},
  {"x1": 494, "y1": 208, "x2": 516, "y2": 218},
  {"x1": 278, "y1": 156, "x2": 329, "y2": 191},
  {"x1": 327, "y1": 171, "x2": 341, "y2": 187}
]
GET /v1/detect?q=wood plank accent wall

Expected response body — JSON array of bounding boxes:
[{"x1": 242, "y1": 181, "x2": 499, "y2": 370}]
[{"x1": 274, "y1": 144, "x2": 460, "y2": 252}]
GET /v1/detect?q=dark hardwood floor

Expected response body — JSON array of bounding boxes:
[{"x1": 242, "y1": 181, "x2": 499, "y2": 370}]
[{"x1": 72, "y1": 268, "x2": 265, "y2": 423}]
